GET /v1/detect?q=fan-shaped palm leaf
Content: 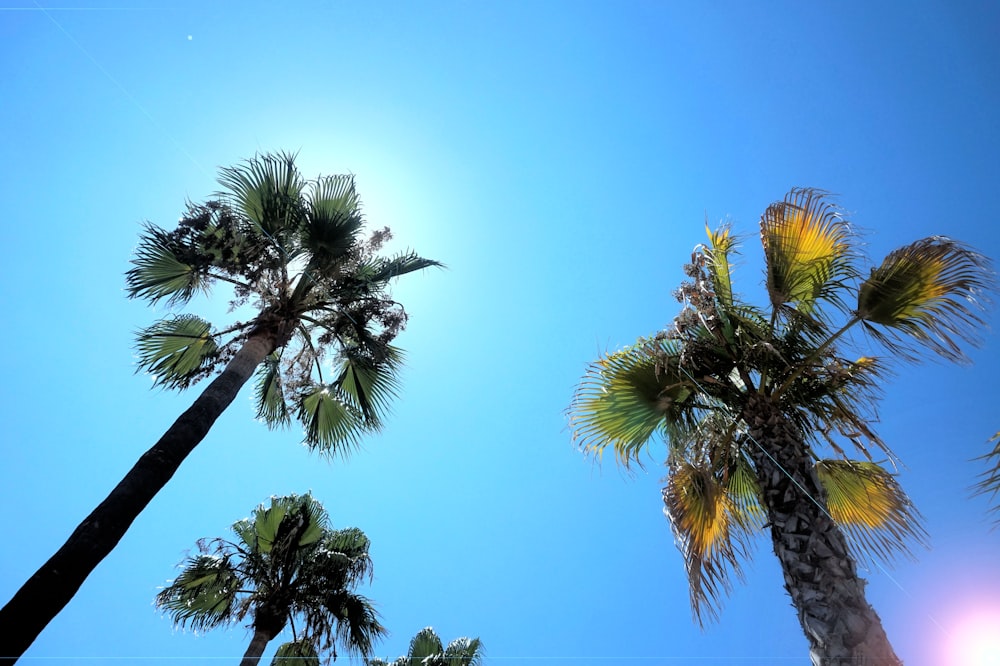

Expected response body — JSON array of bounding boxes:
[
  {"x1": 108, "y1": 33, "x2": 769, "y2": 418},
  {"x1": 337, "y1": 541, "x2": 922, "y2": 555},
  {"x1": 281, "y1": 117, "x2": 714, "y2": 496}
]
[
  {"x1": 407, "y1": 627, "x2": 445, "y2": 661},
  {"x1": 336, "y1": 347, "x2": 402, "y2": 424},
  {"x1": 218, "y1": 151, "x2": 306, "y2": 241},
  {"x1": 271, "y1": 638, "x2": 320, "y2": 666},
  {"x1": 570, "y1": 341, "x2": 695, "y2": 467},
  {"x1": 125, "y1": 223, "x2": 207, "y2": 306},
  {"x1": 662, "y1": 462, "x2": 754, "y2": 623},
  {"x1": 761, "y1": 188, "x2": 857, "y2": 314},
  {"x1": 443, "y1": 637, "x2": 484, "y2": 666},
  {"x1": 815, "y1": 459, "x2": 926, "y2": 564},
  {"x1": 358, "y1": 252, "x2": 445, "y2": 285},
  {"x1": 155, "y1": 554, "x2": 240, "y2": 631},
  {"x1": 255, "y1": 352, "x2": 291, "y2": 427},
  {"x1": 303, "y1": 175, "x2": 364, "y2": 262},
  {"x1": 135, "y1": 315, "x2": 217, "y2": 389},
  {"x1": 297, "y1": 386, "x2": 364, "y2": 453},
  {"x1": 857, "y1": 236, "x2": 993, "y2": 362}
]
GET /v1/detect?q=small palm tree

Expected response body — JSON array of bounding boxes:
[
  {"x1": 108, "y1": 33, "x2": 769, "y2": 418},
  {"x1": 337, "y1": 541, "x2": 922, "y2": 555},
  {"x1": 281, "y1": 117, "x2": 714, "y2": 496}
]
[
  {"x1": 569, "y1": 188, "x2": 994, "y2": 665},
  {"x1": 0, "y1": 152, "x2": 440, "y2": 661},
  {"x1": 156, "y1": 493, "x2": 385, "y2": 666},
  {"x1": 367, "y1": 627, "x2": 483, "y2": 666}
]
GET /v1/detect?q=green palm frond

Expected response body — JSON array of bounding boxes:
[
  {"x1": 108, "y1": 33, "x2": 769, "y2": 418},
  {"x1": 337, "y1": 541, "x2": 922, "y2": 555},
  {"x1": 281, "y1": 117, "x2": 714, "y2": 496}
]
[
  {"x1": 760, "y1": 188, "x2": 857, "y2": 315},
  {"x1": 443, "y1": 637, "x2": 484, "y2": 666},
  {"x1": 357, "y1": 251, "x2": 445, "y2": 285},
  {"x1": 569, "y1": 340, "x2": 695, "y2": 467},
  {"x1": 297, "y1": 385, "x2": 364, "y2": 454},
  {"x1": 816, "y1": 460, "x2": 927, "y2": 564},
  {"x1": 271, "y1": 639, "x2": 320, "y2": 666},
  {"x1": 857, "y1": 236, "x2": 994, "y2": 362},
  {"x1": 126, "y1": 223, "x2": 207, "y2": 306},
  {"x1": 135, "y1": 315, "x2": 218, "y2": 389},
  {"x1": 335, "y1": 347, "x2": 403, "y2": 425},
  {"x1": 972, "y1": 431, "x2": 1000, "y2": 526},
  {"x1": 407, "y1": 627, "x2": 445, "y2": 661},
  {"x1": 248, "y1": 494, "x2": 328, "y2": 554},
  {"x1": 303, "y1": 174, "x2": 364, "y2": 262},
  {"x1": 662, "y1": 462, "x2": 755, "y2": 623},
  {"x1": 317, "y1": 590, "x2": 385, "y2": 659},
  {"x1": 155, "y1": 554, "x2": 240, "y2": 631},
  {"x1": 254, "y1": 352, "x2": 291, "y2": 427},
  {"x1": 217, "y1": 151, "x2": 306, "y2": 241}
]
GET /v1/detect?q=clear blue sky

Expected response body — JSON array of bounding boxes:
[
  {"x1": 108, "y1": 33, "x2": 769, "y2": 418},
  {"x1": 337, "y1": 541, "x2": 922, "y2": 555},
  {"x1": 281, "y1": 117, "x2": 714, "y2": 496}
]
[{"x1": 2, "y1": 1, "x2": 999, "y2": 664}]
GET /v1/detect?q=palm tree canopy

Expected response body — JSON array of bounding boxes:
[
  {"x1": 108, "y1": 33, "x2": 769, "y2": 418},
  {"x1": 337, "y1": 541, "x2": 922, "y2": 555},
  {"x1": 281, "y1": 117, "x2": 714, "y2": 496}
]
[
  {"x1": 126, "y1": 151, "x2": 441, "y2": 455},
  {"x1": 156, "y1": 493, "x2": 385, "y2": 662},
  {"x1": 367, "y1": 627, "x2": 484, "y2": 666},
  {"x1": 569, "y1": 188, "x2": 994, "y2": 620}
]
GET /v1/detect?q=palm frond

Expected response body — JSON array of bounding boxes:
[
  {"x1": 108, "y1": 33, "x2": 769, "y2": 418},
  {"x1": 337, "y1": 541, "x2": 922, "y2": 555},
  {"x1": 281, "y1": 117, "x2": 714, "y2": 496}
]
[
  {"x1": 135, "y1": 315, "x2": 218, "y2": 389},
  {"x1": 816, "y1": 459, "x2": 927, "y2": 565},
  {"x1": 705, "y1": 224, "x2": 738, "y2": 310},
  {"x1": 356, "y1": 251, "x2": 445, "y2": 285},
  {"x1": 302, "y1": 174, "x2": 364, "y2": 262},
  {"x1": 408, "y1": 627, "x2": 445, "y2": 661},
  {"x1": 217, "y1": 151, "x2": 306, "y2": 241},
  {"x1": 443, "y1": 637, "x2": 484, "y2": 666},
  {"x1": 760, "y1": 188, "x2": 857, "y2": 315},
  {"x1": 335, "y1": 347, "x2": 403, "y2": 425},
  {"x1": 662, "y1": 462, "x2": 755, "y2": 624},
  {"x1": 254, "y1": 352, "x2": 291, "y2": 427},
  {"x1": 569, "y1": 340, "x2": 695, "y2": 468},
  {"x1": 155, "y1": 554, "x2": 241, "y2": 631},
  {"x1": 297, "y1": 385, "x2": 364, "y2": 454},
  {"x1": 972, "y1": 431, "x2": 1000, "y2": 526},
  {"x1": 318, "y1": 590, "x2": 385, "y2": 659},
  {"x1": 126, "y1": 223, "x2": 208, "y2": 306},
  {"x1": 271, "y1": 638, "x2": 321, "y2": 666},
  {"x1": 857, "y1": 236, "x2": 994, "y2": 362}
]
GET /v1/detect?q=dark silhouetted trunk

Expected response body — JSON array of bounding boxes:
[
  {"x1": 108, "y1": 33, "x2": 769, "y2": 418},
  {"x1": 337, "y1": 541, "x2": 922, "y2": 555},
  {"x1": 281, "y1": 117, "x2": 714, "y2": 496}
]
[
  {"x1": 743, "y1": 393, "x2": 902, "y2": 666},
  {"x1": 0, "y1": 333, "x2": 280, "y2": 663},
  {"x1": 240, "y1": 628, "x2": 275, "y2": 666}
]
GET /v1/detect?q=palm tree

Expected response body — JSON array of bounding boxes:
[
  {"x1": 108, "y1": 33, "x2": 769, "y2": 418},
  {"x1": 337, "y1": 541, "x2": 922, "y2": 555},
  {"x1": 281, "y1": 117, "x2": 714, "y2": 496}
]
[
  {"x1": 156, "y1": 493, "x2": 385, "y2": 666},
  {"x1": 0, "y1": 152, "x2": 440, "y2": 662},
  {"x1": 367, "y1": 626, "x2": 484, "y2": 666},
  {"x1": 569, "y1": 188, "x2": 994, "y2": 665}
]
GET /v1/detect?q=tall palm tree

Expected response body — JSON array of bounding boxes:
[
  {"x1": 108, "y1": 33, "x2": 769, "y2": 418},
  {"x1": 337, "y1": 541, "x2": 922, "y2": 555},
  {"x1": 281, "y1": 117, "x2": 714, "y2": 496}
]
[
  {"x1": 0, "y1": 152, "x2": 440, "y2": 662},
  {"x1": 367, "y1": 626, "x2": 484, "y2": 666},
  {"x1": 569, "y1": 188, "x2": 993, "y2": 665},
  {"x1": 156, "y1": 493, "x2": 385, "y2": 666}
]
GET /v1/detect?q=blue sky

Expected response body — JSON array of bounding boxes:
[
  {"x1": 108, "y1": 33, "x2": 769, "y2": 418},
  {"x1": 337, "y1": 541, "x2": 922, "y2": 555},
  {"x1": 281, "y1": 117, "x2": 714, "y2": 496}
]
[{"x1": 2, "y1": 1, "x2": 1000, "y2": 664}]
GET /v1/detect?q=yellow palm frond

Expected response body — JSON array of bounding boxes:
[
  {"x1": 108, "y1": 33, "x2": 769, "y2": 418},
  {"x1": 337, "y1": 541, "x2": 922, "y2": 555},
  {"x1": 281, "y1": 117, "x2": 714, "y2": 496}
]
[
  {"x1": 760, "y1": 188, "x2": 856, "y2": 313},
  {"x1": 816, "y1": 460, "x2": 927, "y2": 565},
  {"x1": 705, "y1": 224, "x2": 737, "y2": 309},
  {"x1": 857, "y1": 237, "x2": 994, "y2": 362},
  {"x1": 663, "y1": 462, "x2": 757, "y2": 623}
]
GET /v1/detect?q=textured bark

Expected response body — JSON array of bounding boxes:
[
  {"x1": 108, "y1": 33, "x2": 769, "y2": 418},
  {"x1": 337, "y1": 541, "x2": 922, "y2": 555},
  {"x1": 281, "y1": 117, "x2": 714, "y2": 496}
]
[
  {"x1": 240, "y1": 628, "x2": 275, "y2": 666},
  {"x1": 0, "y1": 333, "x2": 280, "y2": 663},
  {"x1": 742, "y1": 394, "x2": 902, "y2": 666}
]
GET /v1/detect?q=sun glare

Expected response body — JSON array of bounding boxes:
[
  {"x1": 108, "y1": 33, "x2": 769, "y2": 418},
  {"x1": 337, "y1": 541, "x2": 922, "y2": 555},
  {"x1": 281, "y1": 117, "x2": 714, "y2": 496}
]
[{"x1": 946, "y1": 607, "x2": 1000, "y2": 666}]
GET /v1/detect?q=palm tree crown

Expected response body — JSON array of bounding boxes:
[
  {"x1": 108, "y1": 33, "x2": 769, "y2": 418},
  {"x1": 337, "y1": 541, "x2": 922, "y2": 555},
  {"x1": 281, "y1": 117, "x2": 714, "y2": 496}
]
[
  {"x1": 127, "y1": 151, "x2": 440, "y2": 451},
  {"x1": 156, "y1": 493, "x2": 385, "y2": 666},
  {"x1": 367, "y1": 626, "x2": 484, "y2": 666},
  {"x1": 569, "y1": 188, "x2": 994, "y2": 664}
]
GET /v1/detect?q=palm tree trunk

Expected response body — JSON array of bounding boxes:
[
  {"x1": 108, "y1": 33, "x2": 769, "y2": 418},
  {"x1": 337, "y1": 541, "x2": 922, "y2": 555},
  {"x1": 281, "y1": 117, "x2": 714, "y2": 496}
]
[
  {"x1": 240, "y1": 628, "x2": 274, "y2": 666},
  {"x1": 0, "y1": 332, "x2": 279, "y2": 664},
  {"x1": 742, "y1": 394, "x2": 902, "y2": 666}
]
